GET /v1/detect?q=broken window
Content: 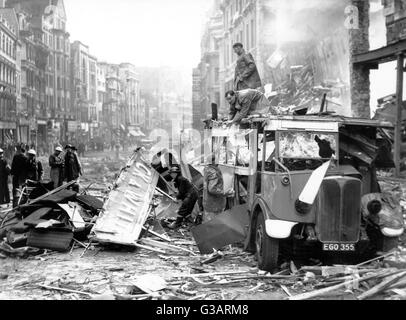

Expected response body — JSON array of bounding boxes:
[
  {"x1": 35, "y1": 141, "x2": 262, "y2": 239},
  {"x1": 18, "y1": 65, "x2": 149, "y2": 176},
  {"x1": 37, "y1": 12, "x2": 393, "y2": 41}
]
[{"x1": 278, "y1": 131, "x2": 337, "y2": 160}]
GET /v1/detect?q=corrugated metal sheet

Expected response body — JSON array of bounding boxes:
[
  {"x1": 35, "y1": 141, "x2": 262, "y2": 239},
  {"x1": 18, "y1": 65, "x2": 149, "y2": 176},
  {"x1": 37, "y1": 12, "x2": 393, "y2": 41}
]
[{"x1": 91, "y1": 152, "x2": 159, "y2": 246}]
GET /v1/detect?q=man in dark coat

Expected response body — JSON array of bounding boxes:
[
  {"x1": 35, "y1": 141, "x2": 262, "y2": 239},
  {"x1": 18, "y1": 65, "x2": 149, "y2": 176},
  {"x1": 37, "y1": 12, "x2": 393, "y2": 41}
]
[
  {"x1": 167, "y1": 167, "x2": 199, "y2": 230},
  {"x1": 233, "y1": 43, "x2": 262, "y2": 91},
  {"x1": 49, "y1": 146, "x2": 64, "y2": 188},
  {"x1": 11, "y1": 144, "x2": 27, "y2": 207},
  {"x1": 78, "y1": 142, "x2": 85, "y2": 157},
  {"x1": 0, "y1": 148, "x2": 11, "y2": 205},
  {"x1": 64, "y1": 145, "x2": 82, "y2": 192},
  {"x1": 26, "y1": 149, "x2": 43, "y2": 182},
  {"x1": 226, "y1": 89, "x2": 276, "y2": 125}
]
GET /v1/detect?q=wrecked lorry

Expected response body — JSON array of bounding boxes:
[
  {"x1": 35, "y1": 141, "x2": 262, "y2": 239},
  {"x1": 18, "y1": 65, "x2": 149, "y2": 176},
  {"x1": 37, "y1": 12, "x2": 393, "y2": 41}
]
[{"x1": 206, "y1": 115, "x2": 405, "y2": 272}]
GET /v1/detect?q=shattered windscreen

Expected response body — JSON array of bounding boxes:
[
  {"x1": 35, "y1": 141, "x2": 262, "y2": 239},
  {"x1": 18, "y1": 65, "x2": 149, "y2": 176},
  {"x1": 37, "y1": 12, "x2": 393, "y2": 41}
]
[{"x1": 278, "y1": 131, "x2": 337, "y2": 159}]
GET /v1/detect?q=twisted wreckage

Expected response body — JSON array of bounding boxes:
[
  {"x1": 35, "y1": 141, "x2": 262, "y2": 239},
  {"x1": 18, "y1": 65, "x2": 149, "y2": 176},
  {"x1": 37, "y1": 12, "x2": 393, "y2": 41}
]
[
  {"x1": 0, "y1": 151, "x2": 166, "y2": 254},
  {"x1": 0, "y1": 114, "x2": 404, "y2": 275}
]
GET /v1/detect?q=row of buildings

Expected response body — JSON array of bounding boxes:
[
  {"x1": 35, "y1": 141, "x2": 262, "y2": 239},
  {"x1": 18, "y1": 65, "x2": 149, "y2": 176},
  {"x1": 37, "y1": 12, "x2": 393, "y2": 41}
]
[
  {"x1": 137, "y1": 66, "x2": 193, "y2": 145},
  {"x1": 0, "y1": 0, "x2": 143, "y2": 153},
  {"x1": 193, "y1": 0, "x2": 369, "y2": 134}
]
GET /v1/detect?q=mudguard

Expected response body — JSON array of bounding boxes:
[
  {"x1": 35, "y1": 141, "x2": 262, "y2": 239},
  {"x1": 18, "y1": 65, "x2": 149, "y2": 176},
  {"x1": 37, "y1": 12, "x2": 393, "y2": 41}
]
[
  {"x1": 249, "y1": 197, "x2": 297, "y2": 241},
  {"x1": 265, "y1": 220, "x2": 298, "y2": 239}
]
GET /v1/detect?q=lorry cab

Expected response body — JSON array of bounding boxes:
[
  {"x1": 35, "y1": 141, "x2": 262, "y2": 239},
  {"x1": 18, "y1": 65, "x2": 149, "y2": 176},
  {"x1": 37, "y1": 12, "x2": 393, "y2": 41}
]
[{"x1": 205, "y1": 115, "x2": 404, "y2": 272}]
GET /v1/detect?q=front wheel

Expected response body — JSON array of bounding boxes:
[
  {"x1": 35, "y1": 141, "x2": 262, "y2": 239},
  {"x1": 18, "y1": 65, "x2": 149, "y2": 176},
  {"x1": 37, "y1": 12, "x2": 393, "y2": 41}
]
[{"x1": 255, "y1": 211, "x2": 280, "y2": 272}]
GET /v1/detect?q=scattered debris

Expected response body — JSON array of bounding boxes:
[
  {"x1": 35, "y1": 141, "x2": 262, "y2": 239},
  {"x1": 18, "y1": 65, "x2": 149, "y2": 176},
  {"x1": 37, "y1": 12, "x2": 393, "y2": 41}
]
[{"x1": 0, "y1": 148, "x2": 405, "y2": 301}]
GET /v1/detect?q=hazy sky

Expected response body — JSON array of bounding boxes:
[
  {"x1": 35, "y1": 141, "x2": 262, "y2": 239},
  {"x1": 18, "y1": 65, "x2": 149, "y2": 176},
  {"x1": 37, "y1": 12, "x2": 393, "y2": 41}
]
[{"x1": 65, "y1": 0, "x2": 213, "y2": 68}]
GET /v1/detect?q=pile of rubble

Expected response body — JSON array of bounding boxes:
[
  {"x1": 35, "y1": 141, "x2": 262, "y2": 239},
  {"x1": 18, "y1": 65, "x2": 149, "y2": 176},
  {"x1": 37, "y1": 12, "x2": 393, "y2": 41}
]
[
  {"x1": 2, "y1": 241, "x2": 406, "y2": 300},
  {"x1": 1, "y1": 148, "x2": 406, "y2": 300},
  {"x1": 0, "y1": 180, "x2": 103, "y2": 254},
  {"x1": 269, "y1": 64, "x2": 347, "y2": 116}
]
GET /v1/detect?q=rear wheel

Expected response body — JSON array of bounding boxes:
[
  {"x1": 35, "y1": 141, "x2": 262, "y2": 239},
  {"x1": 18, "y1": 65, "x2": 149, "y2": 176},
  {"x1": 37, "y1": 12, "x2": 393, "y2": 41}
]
[{"x1": 255, "y1": 211, "x2": 280, "y2": 272}]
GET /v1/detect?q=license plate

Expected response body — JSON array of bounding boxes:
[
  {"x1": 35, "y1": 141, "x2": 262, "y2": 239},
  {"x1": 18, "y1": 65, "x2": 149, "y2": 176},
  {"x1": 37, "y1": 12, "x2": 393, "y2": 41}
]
[{"x1": 323, "y1": 243, "x2": 356, "y2": 252}]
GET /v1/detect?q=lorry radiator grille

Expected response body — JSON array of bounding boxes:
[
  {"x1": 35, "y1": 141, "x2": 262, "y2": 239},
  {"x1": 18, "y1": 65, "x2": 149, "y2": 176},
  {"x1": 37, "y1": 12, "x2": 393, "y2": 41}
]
[{"x1": 317, "y1": 177, "x2": 361, "y2": 243}]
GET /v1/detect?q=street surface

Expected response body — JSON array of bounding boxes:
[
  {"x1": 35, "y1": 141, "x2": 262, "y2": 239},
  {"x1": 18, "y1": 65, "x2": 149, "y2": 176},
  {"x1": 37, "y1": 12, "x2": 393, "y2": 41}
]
[{"x1": 1, "y1": 150, "x2": 405, "y2": 301}]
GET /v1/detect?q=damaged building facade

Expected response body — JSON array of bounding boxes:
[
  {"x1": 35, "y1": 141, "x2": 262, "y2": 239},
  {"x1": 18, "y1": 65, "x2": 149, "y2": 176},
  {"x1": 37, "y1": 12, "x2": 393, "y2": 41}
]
[{"x1": 194, "y1": 0, "x2": 369, "y2": 125}]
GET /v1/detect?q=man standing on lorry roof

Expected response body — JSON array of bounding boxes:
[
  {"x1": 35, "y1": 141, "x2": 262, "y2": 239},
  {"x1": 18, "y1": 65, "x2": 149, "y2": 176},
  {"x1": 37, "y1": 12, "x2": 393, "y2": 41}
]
[
  {"x1": 233, "y1": 43, "x2": 262, "y2": 91},
  {"x1": 225, "y1": 89, "x2": 276, "y2": 125},
  {"x1": 167, "y1": 166, "x2": 199, "y2": 230}
]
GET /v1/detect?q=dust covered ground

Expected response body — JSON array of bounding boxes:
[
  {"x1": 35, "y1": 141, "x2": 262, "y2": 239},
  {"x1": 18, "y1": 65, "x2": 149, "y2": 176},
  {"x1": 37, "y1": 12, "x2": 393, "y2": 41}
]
[{"x1": 1, "y1": 150, "x2": 406, "y2": 301}]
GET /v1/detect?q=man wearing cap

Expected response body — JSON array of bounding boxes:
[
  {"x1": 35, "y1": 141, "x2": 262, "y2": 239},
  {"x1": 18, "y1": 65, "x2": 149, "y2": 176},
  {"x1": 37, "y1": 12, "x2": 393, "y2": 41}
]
[
  {"x1": 26, "y1": 149, "x2": 43, "y2": 182},
  {"x1": 10, "y1": 144, "x2": 27, "y2": 207},
  {"x1": 0, "y1": 148, "x2": 11, "y2": 205},
  {"x1": 167, "y1": 167, "x2": 199, "y2": 230},
  {"x1": 49, "y1": 146, "x2": 64, "y2": 188},
  {"x1": 233, "y1": 43, "x2": 262, "y2": 91},
  {"x1": 225, "y1": 89, "x2": 276, "y2": 125},
  {"x1": 64, "y1": 144, "x2": 82, "y2": 192}
]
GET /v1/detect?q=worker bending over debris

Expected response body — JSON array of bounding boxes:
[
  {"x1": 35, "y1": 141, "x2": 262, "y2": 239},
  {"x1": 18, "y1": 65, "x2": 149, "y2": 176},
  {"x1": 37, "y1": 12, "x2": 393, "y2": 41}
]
[
  {"x1": 167, "y1": 166, "x2": 199, "y2": 230},
  {"x1": 225, "y1": 89, "x2": 277, "y2": 125}
]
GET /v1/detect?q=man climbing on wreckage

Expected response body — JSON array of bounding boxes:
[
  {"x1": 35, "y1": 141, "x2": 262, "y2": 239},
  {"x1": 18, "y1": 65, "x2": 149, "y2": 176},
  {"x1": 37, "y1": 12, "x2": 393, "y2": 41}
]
[
  {"x1": 225, "y1": 89, "x2": 277, "y2": 126},
  {"x1": 166, "y1": 166, "x2": 199, "y2": 230}
]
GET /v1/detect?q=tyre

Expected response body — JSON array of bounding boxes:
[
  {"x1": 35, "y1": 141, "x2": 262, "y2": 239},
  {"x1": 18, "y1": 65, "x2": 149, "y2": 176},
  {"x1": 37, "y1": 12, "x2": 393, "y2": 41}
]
[{"x1": 255, "y1": 211, "x2": 280, "y2": 272}]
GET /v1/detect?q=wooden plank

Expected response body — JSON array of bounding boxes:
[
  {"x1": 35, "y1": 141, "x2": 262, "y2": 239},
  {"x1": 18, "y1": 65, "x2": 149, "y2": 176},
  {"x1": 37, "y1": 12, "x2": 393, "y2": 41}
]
[
  {"x1": 289, "y1": 270, "x2": 390, "y2": 300},
  {"x1": 356, "y1": 250, "x2": 398, "y2": 267},
  {"x1": 39, "y1": 284, "x2": 94, "y2": 296},
  {"x1": 352, "y1": 39, "x2": 406, "y2": 65},
  {"x1": 140, "y1": 238, "x2": 198, "y2": 256},
  {"x1": 25, "y1": 180, "x2": 77, "y2": 206},
  {"x1": 142, "y1": 226, "x2": 172, "y2": 242},
  {"x1": 155, "y1": 187, "x2": 177, "y2": 202},
  {"x1": 172, "y1": 270, "x2": 254, "y2": 278},
  {"x1": 357, "y1": 271, "x2": 406, "y2": 300}
]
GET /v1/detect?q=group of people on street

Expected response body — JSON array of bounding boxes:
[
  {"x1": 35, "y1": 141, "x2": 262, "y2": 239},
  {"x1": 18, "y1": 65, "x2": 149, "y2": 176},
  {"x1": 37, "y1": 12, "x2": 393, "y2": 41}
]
[{"x1": 0, "y1": 143, "x2": 83, "y2": 207}]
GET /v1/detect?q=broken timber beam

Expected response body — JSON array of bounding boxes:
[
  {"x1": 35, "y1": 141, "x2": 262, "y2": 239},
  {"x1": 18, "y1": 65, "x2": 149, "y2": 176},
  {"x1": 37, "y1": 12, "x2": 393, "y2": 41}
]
[
  {"x1": 140, "y1": 238, "x2": 197, "y2": 256},
  {"x1": 142, "y1": 226, "x2": 172, "y2": 242},
  {"x1": 356, "y1": 250, "x2": 398, "y2": 267},
  {"x1": 289, "y1": 270, "x2": 391, "y2": 300},
  {"x1": 39, "y1": 284, "x2": 94, "y2": 296},
  {"x1": 357, "y1": 270, "x2": 406, "y2": 300},
  {"x1": 155, "y1": 187, "x2": 177, "y2": 202},
  {"x1": 27, "y1": 180, "x2": 77, "y2": 205}
]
